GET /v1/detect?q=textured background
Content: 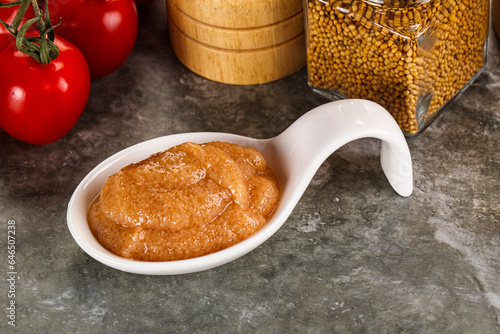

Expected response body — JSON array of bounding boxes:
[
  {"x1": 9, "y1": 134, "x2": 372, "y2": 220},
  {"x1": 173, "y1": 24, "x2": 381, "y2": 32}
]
[{"x1": 1, "y1": 1, "x2": 499, "y2": 333}]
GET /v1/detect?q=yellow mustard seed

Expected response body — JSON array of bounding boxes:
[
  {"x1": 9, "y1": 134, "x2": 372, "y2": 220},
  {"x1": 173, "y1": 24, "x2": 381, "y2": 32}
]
[{"x1": 304, "y1": 0, "x2": 489, "y2": 134}]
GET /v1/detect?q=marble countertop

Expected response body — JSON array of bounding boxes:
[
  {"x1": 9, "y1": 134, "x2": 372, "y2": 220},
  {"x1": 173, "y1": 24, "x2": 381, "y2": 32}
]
[{"x1": 1, "y1": 1, "x2": 499, "y2": 333}]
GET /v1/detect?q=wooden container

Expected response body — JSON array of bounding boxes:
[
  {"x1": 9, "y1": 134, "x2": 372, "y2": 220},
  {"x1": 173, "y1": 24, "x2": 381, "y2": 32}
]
[
  {"x1": 166, "y1": 0, "x2": 306, "y2": 85},
  {"x1": 168, "y1": 0, "x2": 303, "y2": 29}
]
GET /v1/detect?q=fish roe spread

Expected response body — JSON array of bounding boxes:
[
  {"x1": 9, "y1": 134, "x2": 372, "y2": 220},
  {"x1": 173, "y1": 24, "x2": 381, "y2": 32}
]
[{"x1": 87, "y1": 141, "x2": 281, "y2": 261}]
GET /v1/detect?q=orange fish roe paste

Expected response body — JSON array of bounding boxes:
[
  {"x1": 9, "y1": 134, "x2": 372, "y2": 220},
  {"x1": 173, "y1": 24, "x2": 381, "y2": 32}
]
[{"x1": 87, "y1": 141, "x2": 281, "y2": 261}]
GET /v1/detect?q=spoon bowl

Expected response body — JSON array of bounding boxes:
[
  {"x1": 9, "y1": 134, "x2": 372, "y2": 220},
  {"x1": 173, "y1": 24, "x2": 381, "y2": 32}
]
[{"x1": 67, "y1": 99, "x2": 413, "y2": 275}]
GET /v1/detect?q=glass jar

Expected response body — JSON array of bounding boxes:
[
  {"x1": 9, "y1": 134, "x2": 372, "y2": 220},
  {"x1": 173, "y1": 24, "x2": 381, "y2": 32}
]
[{"x1": 304, "y1": 0, "x2": 490, "y2": 135}]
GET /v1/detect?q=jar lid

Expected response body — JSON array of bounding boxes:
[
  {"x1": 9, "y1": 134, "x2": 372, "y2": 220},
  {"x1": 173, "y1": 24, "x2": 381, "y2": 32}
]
[
  {"x1": 167, "y1": 0, "x2": 304, "y2": 50},
  {"x1": 168, "y1": 0, "x2": 303, "y2": 29}
]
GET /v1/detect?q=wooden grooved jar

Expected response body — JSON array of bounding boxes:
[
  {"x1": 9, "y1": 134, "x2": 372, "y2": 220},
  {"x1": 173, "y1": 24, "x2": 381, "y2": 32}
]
[{"x1": 167, "y1": 0, "x2": 306, "y2": 85}]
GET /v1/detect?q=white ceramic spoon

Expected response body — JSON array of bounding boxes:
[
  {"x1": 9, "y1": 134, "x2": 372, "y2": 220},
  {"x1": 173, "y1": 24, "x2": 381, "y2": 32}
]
[{"x1": 67, "y1": 99, "x2": 413, "y2": 275}]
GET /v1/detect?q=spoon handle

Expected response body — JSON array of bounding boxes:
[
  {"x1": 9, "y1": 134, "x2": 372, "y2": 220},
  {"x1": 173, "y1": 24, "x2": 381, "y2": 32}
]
[{"x1": 273, "y1": 99, "x2": 413, "y2": 197}]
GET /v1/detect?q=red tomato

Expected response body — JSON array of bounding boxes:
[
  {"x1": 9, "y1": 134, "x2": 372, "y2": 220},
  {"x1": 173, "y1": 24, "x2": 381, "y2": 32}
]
[
  {"x1": 0, "y1": 1, "x2": 35, "y2": 50},
  {"x1": 0, "y1": 36, "x2": 91, "y2": 145},
  {"x1": 0, "y1": 29, "x2": 12, "y2": 51},
  {"x1": 47, "y1": 0, "x2": 138, "y2": 79}
]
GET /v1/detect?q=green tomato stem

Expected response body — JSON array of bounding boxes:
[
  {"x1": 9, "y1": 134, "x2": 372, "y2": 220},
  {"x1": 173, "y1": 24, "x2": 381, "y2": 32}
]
[
  {"x1": 0, "y1": 0, "x2": 29, "y2": 36},
  {"x1": 30, "y1": 0, "x2": 45, "y2": 32},
  {"x1": 1, "y1": 0, "x2": 59, "y2": 64}
]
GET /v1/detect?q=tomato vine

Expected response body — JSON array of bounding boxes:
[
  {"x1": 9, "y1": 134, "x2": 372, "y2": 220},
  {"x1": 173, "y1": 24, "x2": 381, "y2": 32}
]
[{"x1": 0, "y1": 0, "x2": 60, "y2": 64}]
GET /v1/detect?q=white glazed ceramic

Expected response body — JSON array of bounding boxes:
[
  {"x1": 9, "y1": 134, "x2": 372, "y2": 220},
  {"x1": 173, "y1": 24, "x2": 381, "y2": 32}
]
[{"x1": 67, "y1": 99, "x2": 413, "y2": 275}]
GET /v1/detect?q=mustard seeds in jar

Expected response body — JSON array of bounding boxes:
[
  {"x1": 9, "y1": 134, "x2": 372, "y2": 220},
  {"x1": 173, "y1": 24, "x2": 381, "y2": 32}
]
[{"x1": 304, "y1": 0, "x2": 489, "y2": 135}]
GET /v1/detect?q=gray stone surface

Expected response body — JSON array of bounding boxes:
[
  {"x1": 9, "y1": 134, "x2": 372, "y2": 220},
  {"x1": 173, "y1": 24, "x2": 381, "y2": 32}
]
[{"x1": 1, "y1": 1, "x2": 499, "y2": 333}]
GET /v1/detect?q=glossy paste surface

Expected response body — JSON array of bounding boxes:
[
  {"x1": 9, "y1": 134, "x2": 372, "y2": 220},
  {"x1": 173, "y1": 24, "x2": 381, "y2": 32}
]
[{"x1": 88, "y1": 142, "x2": 280, "y2": 261}]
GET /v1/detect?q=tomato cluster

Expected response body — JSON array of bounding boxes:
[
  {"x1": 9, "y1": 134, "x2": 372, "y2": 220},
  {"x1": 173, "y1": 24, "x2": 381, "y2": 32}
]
[{"x1": 0, "y1": 0, "x2": 139, "y2": 145}]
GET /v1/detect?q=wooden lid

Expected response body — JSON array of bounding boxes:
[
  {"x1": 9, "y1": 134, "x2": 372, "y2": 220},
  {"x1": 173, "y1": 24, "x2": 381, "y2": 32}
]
[
  {"x1": 167, "y1": 0, "x2": 304, "y2": 50},
  {"x1": 168, "y1": 0, "x2": 303, "y2": 28}
]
